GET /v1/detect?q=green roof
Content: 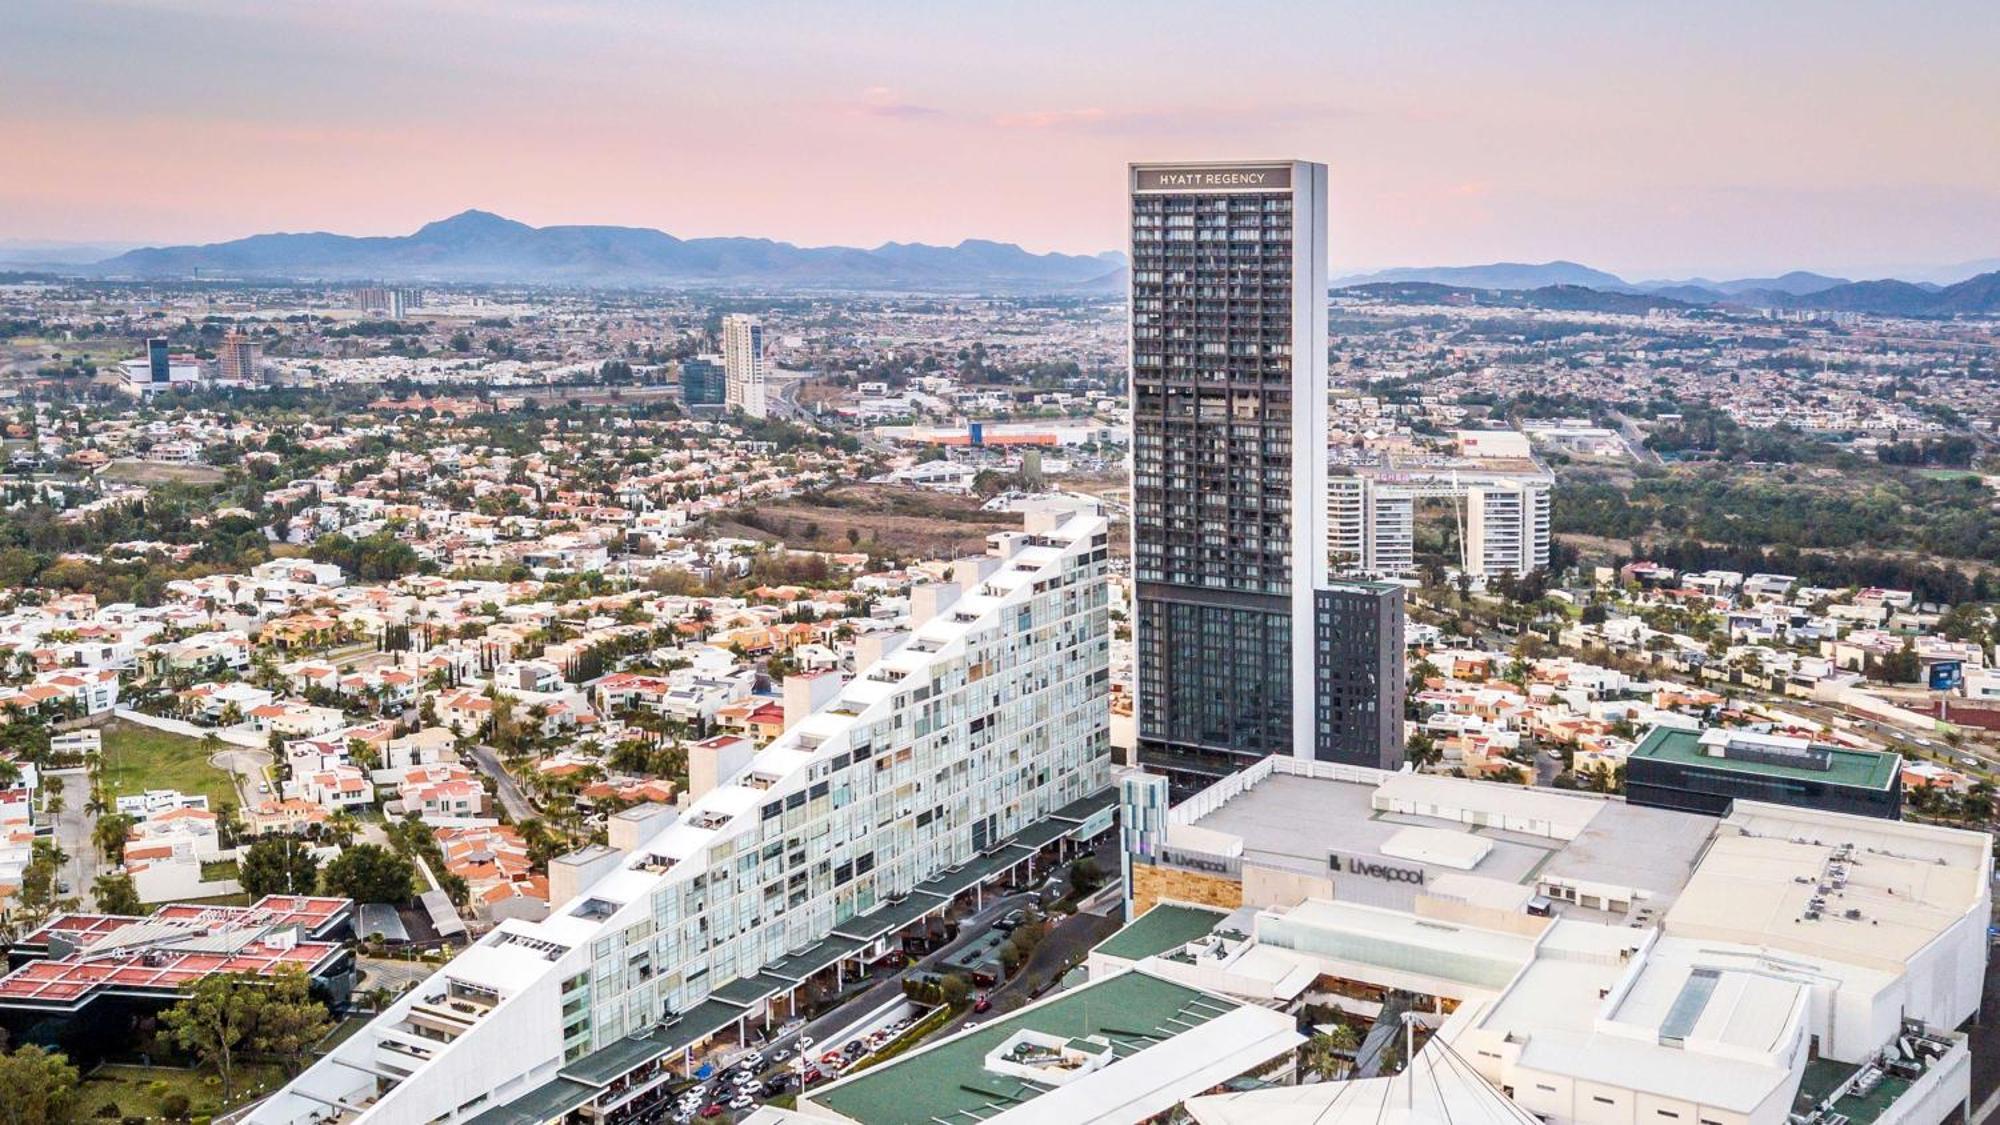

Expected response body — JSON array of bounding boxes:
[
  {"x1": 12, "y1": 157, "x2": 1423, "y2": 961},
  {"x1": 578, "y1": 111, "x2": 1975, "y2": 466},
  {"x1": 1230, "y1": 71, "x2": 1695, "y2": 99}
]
[
  {"x1": 1632, "y1": 727, "x2": 1899, "y2": 791},
  {"x1": 464, "y1": 1078, "x2": 595, "y2": 1125},
  {"x1": 1092, "y1": 903, "x2": 1229, "y2": 962},
  {"x1": 810, "y1": 971, "x2": 1244, "y2": 1125}
]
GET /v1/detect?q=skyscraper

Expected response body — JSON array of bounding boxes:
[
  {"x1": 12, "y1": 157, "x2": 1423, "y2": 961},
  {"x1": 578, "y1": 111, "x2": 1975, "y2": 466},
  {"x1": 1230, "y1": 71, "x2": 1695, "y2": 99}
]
[
  {"x1": 216, "y1": 329, "x2": 261, "y2": 384},
  {"x1": 721, "y1": 314, "x2": 768, "y2": 418},
  {"x1": 1129, "y1": 161, "x2": 1331, "y2": 786}
]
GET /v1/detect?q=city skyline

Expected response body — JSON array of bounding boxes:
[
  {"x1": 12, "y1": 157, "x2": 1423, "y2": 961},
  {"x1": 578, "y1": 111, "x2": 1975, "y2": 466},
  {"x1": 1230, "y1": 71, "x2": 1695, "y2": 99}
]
[{"x1": 5, "y1": 0, "x2": 1999, "y2": 278}]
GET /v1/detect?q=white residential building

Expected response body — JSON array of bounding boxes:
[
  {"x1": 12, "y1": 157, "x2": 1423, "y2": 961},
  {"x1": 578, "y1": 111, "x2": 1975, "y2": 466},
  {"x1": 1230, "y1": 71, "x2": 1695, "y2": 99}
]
[
  {"x1": 251, "y1": 507, "x2": 1115, "y2": 1125},
  {"x1": 1327, "y1": 470, "x2": 1552, "y2": 578},
  {"x1": 722, "y1": 314, "x2": 768, "y2": 419}
]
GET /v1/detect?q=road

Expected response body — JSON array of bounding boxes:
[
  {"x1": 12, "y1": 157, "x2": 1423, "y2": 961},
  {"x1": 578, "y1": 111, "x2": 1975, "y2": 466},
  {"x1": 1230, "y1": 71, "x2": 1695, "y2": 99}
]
[
  {"x1": 49, "y1": 769, "x2": 99, "y2": 907},
  {"x1": 466, "y1": 743, "x2": 535, "y2": 821},
  {"x1": 1607, "y1": 409, "x2": 1662, "y2": 465},
  {"x1": 971, "y1": 904, "x2": 1121, "y2": 1022},
  {"x1": 209, "y1": 746, "x2": 275, "y2": 804}
]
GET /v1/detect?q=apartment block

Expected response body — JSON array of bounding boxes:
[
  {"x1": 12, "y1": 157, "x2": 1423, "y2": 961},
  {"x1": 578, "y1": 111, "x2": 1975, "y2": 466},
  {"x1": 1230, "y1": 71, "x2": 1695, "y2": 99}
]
[{"x1": 251, "y1": 507, "x2": 1115, "y2": 1125}]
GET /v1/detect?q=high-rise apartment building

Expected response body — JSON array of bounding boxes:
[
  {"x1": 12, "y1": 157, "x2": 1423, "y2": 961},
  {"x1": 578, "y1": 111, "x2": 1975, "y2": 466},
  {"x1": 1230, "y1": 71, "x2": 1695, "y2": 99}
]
[
  {"x1": 216, "y1": 329, "x2": 261, "y2": 384},
  {"x1": 721, "y1": 314, "x2": 768, "y2": 419},
  {"x1": 251, "y1": 508, "x2": 1115, "y2": 1125},
  {"x1": 1326, "y1": 474, "x2": 1415, "y2": 575},
  {"x1": 1326, "y1": 471, "x2": 1552, "y2": 580},
  {"x1": 1465, "y1": 478, "x2": 1552, "y2": 577},
  {"x1": 352, "y1": 287, "x2": 421, "y2": 318},
  {"x1": 1128, "y1": 160, "x2": 1333, "y2": 787}
]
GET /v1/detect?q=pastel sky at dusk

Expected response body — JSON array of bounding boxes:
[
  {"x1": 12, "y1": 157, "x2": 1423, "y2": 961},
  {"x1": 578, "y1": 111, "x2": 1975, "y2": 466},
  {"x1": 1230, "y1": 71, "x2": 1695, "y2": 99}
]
[{"x1": 3, "y1": 0, "x2": 1997, "y2": 277}]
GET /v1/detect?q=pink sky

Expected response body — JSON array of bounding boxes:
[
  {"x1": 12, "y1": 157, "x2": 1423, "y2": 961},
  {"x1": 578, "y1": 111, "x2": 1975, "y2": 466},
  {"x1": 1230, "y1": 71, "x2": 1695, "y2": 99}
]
[{"x1": 4, "y1": 0, "x2": 1997, "y2": 277}]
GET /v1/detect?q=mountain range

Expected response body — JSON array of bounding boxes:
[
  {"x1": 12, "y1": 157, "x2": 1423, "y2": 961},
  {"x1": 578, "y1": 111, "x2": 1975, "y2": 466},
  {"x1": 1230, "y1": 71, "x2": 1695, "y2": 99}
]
[
  {"x1": 51, "y1": 213, "x2": 2000, "y2": 314},
  {"x1": 85, "y1": 210, "x2": 1126, "y2": 291},
  {"x1": 1331, "y1": 260, "x2": 2000, "y2": 315}
]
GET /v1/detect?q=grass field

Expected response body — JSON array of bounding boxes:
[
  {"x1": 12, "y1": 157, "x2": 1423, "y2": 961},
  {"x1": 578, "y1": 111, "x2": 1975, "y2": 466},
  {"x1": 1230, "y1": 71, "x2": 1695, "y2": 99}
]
[
  {"x1": 81, "y1": 1062, "x2": 290, "y2": 1118},
  {"x1": 98, "y1": 721, "x2": 241, "y2": 809}
]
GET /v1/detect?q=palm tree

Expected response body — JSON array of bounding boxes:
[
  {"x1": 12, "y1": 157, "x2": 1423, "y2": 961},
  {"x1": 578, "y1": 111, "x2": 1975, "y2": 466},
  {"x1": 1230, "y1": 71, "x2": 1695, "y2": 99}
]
[
  {"x1": 325, "y1": 810, "x2": 361, "y2": 849},
  {"x1": 1301, "y1": 1025, "x2": 1359, "y2": 1081}
]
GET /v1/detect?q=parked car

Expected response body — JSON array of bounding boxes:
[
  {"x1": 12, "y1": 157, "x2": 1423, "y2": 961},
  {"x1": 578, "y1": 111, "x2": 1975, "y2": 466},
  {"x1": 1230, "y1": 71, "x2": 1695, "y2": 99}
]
[{"x1": 728, "y1": 1094, "x2": 755, "y2": 1111}]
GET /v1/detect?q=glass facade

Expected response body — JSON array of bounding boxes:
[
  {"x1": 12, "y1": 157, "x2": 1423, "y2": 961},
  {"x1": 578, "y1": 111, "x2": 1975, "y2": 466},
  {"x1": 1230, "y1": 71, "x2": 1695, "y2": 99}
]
[
  {"x1": 1311, "y1": 583, "x2": 1405, "y2": 768},
  {"x1": 1130, "y1": 163, "x2": 1322, "y2": 787}
]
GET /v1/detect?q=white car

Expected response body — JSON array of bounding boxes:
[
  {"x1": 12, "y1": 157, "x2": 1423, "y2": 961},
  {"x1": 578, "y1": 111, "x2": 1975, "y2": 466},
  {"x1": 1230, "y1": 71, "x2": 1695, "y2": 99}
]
[{"x1": 729, "y1": 1094, "x2": 755, "y2": 1111}]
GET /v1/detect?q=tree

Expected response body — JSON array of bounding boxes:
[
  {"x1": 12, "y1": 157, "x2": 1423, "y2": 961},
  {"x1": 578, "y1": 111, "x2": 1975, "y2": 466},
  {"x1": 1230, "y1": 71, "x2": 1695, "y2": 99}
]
[
  {"x1": 320, "y1": 843, "x2": 416, "y2": 903},
  {"x1": 162, "y1": 970, "x2": 331, "y2": 1098},
  {"x1": 0, "y1": 1044, "x2": 81, "y2": 1125},
  {"x1": 239, "y1": 837, "x2": 321, "y2": 898},
  {"x1": 91, "y1": 814, "x2": 134, "y2": 865},
  {"x1": 162, "y1": 974, "x2": 258, "y2": 1100},
  {"x1": 252, "y1": 970, "x2": 334, "y2": 1076},
  {"x1": 90, "y1": 871, "x2": 142, "y2": 916},
  {"x1": 1300, "y1": 1030, "x2": 1354, "y2": 1081}
]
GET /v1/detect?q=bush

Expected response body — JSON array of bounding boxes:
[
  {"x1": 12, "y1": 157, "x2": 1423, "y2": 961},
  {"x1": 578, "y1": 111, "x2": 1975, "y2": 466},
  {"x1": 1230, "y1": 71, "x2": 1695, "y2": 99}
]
[
  {"x1": 162, "y1": 1093, "x2": 192, "y2": 1120},
  {"x1": 94, "y1": 1103, "x2": 120, "y2": 1118}
]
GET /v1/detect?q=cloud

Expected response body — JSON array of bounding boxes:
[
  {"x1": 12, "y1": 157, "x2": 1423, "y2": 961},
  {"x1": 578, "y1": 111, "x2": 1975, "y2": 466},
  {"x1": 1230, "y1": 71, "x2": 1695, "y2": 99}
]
[{"x1": 851, "y1": 86, "x2": 945, "y2": 120}]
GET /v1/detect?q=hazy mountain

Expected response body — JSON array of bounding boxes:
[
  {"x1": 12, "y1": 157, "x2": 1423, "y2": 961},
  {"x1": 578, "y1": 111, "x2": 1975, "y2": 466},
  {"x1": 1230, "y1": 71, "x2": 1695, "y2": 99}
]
[
  {"x1": 1334, "y1": 281, "x2": 1690, "y2": 314},
  {"x1": 0, "y1": 239, "x2": 140, "y2": 267},
  {"x1": 1333, "y1": 260, "x2": 1631, "y2": 291},
  {"x1": 1724, "y1": 271, "x2": 2000, "y2": 315},
  {"x1": 88, "y1": 210, "x2": 1124, "y2": 291},
  {"x1": 1631, "y1": 271, "x2": 1850, "y2": 298},
  {"x1": 1329, "y1": 265, "x2": 2000, "y2": 316}
]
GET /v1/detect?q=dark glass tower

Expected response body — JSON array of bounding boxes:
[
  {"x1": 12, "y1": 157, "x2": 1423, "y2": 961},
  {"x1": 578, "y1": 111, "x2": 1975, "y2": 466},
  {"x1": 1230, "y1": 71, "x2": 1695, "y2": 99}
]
[{"x1": 1129, "y1": 161, "x2": 1330, "y2": 789}]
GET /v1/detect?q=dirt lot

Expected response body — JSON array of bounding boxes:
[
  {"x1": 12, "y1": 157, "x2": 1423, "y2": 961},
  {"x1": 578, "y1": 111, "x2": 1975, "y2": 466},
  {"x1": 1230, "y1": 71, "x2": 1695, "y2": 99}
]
[
  {"x1": 99, "y1": 459, "x2": 227, "y2": 485},
  {"x1": 709, "y1": 483, "x2": 1020, "y2": 558}
]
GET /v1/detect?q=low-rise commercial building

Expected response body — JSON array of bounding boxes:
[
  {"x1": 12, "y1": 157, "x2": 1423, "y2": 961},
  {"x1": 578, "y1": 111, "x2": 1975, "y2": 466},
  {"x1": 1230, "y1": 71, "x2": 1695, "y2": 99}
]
[
  {"x1": 1626, "y1": 726, "x2": 1902, "y2": 819},
  {"x1": 1113, "y1": 757, "x2": 1986, "y2": 1125}
]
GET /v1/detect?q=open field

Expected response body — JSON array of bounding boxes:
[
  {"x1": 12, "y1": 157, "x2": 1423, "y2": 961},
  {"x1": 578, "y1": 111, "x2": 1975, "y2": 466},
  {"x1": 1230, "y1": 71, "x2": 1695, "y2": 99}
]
[
  {"x1": 98, "y1": 720, "x2": 242, "y2": 808},
  {"x1": 710, "y1": 483, "x2": 1019, "y2": 558},
  {"x1": 99, "y1": 459, "x2": 228, "y2": 485}
]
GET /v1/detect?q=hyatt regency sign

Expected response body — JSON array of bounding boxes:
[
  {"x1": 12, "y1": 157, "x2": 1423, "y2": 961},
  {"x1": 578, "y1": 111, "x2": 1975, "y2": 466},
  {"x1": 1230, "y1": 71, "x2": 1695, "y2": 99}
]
[
  {"x1": 1329, "y1": 854, "x2": 1425, "y2": 886},
  {"x1": 1135, "y1": 165, "x2": 1292, "y2": 193}
]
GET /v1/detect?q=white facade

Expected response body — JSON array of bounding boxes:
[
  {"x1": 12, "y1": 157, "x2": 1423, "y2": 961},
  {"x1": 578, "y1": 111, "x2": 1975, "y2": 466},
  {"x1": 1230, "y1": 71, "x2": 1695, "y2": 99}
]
[
  {"x1": 1326, "y1": 476, "x2": 1414, "y2": 576},
  {"x1": 1130, "y1": 770, "x2": 1989, "y2": 1125},
  {"x1": 251, "y1": 508, "x2": 1113, "y2": 1125},
  {"x1": 1466, "y1": 479, "x2": 1553, "y2": 578},
  {"x1": 1326, "y1": 472, "x2": 1551, "y2": 579},
  {"x1": 722, "y1": 314, "x2": 768, "y2": 419}
]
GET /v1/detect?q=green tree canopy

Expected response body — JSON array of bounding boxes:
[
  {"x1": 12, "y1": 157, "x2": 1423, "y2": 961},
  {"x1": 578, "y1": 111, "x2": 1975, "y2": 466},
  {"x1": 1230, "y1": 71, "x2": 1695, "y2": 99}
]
[
  {"x1": 0, "y1": 1044, "x2": 81, "y2": 1125},
  {"x1": 239, "y1": 836, "x2": 322, "y2": 898},
  {"x1": 320, "y1": 843, "x2": 416, "y2": 904}
]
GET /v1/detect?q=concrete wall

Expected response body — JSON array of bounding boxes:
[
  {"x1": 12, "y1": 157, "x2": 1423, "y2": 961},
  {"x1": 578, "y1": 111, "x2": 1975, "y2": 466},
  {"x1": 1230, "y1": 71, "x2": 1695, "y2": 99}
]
[{"x1": 1240, "y1": 864, "x2": 1331, "y2": 911}]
